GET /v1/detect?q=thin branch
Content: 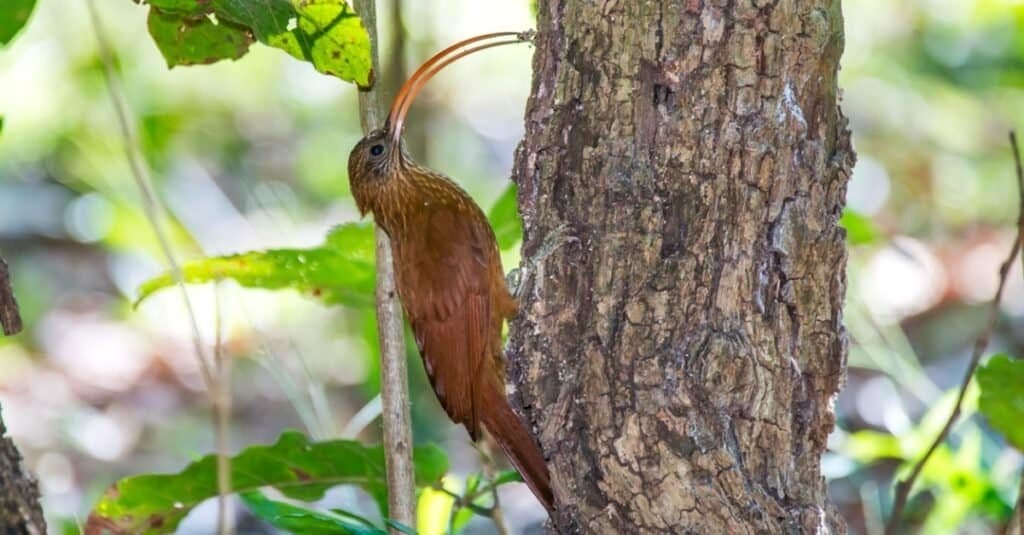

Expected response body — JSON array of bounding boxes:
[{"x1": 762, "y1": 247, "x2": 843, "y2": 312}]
[
  {"x1": 213, "y1": 285, "x2": 233, "y2": 535},
  {"x1": 1001, "y1": 132, "x2": 1024, "y2": 535},
  {"x1": 1018, "y1": 477, "x2": 1024, "y2": 535},
  {"x1": 352, "y1": 0, "x2": 417, "y2": 530},
  {"x1": 432, "y1": 484, "x2": 495, "y2": 518},
  {"x1": 885, "y1": 131, "x2": 1024, "y2": 534},
  {"x1": 84, "y1": 0, "x2": 213, "y2": 387},
  {"x1": 478, "y1": 441, "x2": 511, "y2": 535},
  {"x1": 85, "y1": 2, "x2": 232, "y2": 532},
  {"x1": 0, "y1": 255, "x2": 21, "y2": 336}
]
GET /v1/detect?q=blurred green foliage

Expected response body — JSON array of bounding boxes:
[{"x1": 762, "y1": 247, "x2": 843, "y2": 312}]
[
  {"x1": 841, "y1": 208, "x2": 881, "y2": 245},
  {"x1": 135, "y1": 191, "x2": 523, "y2": 311},
  {"x1": 88, "y1": 430, "x2": 448, "y2": 534},
  {"x1": 136, "y1": 222, "x2": 377, "y2": 308},
  {"x1": 977, "y1": 354, "x2": 1024, "y2": 451},
  {"x1": 2, "y1": 0, "x2": 1024, "y2": 533},
  {"x1": 0, "y1": 0, "x2": 35, "y2": 45},
  {"x1": 487, "y1": 183, "x2": 522, "y2": 252}
]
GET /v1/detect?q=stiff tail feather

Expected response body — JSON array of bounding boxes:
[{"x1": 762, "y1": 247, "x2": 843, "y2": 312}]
[{"x1": 480, "y1": 381, "x2": 555, "y2": 513}]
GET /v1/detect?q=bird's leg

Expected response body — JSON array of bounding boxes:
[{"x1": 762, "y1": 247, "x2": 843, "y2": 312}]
[{"x1": 505, "y1": 223, "x2": 577, "y2": 300}]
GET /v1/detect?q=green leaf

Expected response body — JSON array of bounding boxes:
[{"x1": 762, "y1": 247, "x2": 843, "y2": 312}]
[
  {"x1": 86, "y1": 430, "x2": 448, "y2": 534},
  {"x1": 272, "y1": 0, "x2": 372, "y2": 86},
  {"x1": 384, "y1": 519, "x2": 419, "y2": 535},
  {"x1": 147, "y1": 9, "x2": 252, "y2": 67},
  {"x1": 486, "y1": 469, "x2": 524, "y2": 488},
  {"x1": 842, "y1": 429, "x2": 903, "y2": 463},
  {"x1": 138, "y1": 0, "x2": 372, "y2": 86},
  {"x1": 0, "y1": 0, "x2": 35, "y2": 46},
  {"x1": 416, "y1": 483, "x2": 455, "y2": 535},
  {"x1": 146, "y1": 0, "x2": 210, "y2": 16},
  {"x1": 241, "y1": 491, "x2": 388, "y2": 535},
  {"x1": 840, "y1": 208, "x2": 880, "y2": 245},
  {"x1": 136, "y1": 223, "x2": 376, "y2": 308},
  {"x1": 976, "y1": 354, "x2": 1024, "y2": 450},
  {"x1": 488, "y1": 183, "x2": 522, "y2": 251}
]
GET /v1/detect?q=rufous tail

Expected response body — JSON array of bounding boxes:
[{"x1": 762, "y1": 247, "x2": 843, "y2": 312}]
[{"x1": 480, "y1": 381, "x2": 555, "y2": 513}]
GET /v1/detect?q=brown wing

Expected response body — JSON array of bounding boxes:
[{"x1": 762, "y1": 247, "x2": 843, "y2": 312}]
[{"x1": 395, "y1": 203, "x2": 496, "y2": 440}]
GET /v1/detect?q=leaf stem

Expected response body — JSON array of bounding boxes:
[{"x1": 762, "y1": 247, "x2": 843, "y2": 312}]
[{"x1": 213, "y1": 285, "x2": 233, "y2": 535}]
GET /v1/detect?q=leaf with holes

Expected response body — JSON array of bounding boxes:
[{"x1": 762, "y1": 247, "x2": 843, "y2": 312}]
[
  {"x1": 146, "y1": 9, "x2": 252, "y2": 67},
  {"x1": 136, "y1": 0, "x2": 372, "y2": 86},
  {"x1": 85, "y1": 430, "x2": 448, "y2": 534}
]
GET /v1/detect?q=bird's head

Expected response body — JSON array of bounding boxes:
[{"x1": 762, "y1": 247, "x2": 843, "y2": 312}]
[
  {"x1": 348, "y1": 127, "x2": 404, "y2": 215},
  {"x1": 347, "y1": 31, "x2": 533, "y2": 216}
]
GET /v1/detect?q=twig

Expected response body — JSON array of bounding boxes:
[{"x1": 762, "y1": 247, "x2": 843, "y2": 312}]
[
  {"x1": 85, "y1": 2, "x2": 232, "y2": 532},
  {"x1": 213, "y1": 285, "x2": 233, "y2": 535},
  {"x1": 885, "y1": 131, "x2": 1024, "y2": 534},
  {"x1": 478, "y1": 441, "x2": 511, "y2": 535},
  {"x1": 0, "y1": 255, "x2": 21, "y2": 336},
  {"x1": 432, "y1": 484, "x2": 495, "y2": 518},
  {"x1": 84, "y1": 0, "x2": 213, "y2": 388},
  {"x1": 1001, "y1": 132, "x2": 1024, "y2": 535},
  {"x1": 1017, "y1": 476, "x2": 1024, "y2": 535},
  {"x1": 352, "y1": 0, "x2": 416, "y2": 530},
  {"x1": 1015, "y1": 131, "x2": 1024, "y2": 281}
]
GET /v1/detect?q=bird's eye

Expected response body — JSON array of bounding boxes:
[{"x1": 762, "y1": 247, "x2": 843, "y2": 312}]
[{"x1": 370, "y1": 144, "x2": 384, "y2": 156}]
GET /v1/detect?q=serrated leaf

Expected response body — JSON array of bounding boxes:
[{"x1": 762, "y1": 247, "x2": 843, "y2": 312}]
[
  {"x1": 0, "y1": 0, "x2": 35, "y2": 46},
  {"x1": 137, "y1": 0, "x2": 372, "y2": 86},
  {"x1": 147, "y1": 9, "x2": 252, "y2": 67},
  {"x1": 241, "y1": 491, "x2": 388, "y2": 535},
  {"x1": 85, "y1": 430, "x2": 448, "y2": 534},
  {"x1": 976, "y1": 354, "x2": 1024, "y2": 450},
  {"x1": 488, "y1": 183, "x2": 522, "y2": 251},
  {"x1": 136, "y1": 223, "x2": 376, "y2": 308}
]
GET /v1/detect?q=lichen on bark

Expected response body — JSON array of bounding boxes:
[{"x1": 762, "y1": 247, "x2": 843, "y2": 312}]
[{"x1": 507, "y1": 0, "x2": 853, "y2": 532}]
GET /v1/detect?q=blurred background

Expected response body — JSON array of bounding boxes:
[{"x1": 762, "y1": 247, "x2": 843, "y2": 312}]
[{"x1": 1, "y1": 0, "x2": 1023, "y2": 533}]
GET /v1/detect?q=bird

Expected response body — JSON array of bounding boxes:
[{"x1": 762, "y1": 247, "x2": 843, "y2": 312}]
[{"x1": 347, "y1": 32, "x2": 554, "y2": 513}]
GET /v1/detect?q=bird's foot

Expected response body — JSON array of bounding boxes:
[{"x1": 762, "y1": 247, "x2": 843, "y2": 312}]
[{"x1": 506, "y1": 223, "x2": 577, "y2": 300}]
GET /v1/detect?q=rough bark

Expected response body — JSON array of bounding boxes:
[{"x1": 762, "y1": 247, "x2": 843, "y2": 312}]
[
  {"x1": 0, "y1": 257, "x2": 45, "y2": 534},
  {"x1": 507, "y1": 0, "x2": 853, "y2": 533},
  {"x1": 0, "y1": 412, "x2": 44, "y2": 535}
]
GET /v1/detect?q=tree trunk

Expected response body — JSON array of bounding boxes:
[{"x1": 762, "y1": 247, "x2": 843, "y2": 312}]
[
  {"x1": 507, "y1": 0, "x2": 853, "y2": 532},
  {"x1": 0, "y1": 257, "x2": 45, "y2": 534},
  {"x1": 0, "y1": 411, "x2": 45, "y2": 535}
]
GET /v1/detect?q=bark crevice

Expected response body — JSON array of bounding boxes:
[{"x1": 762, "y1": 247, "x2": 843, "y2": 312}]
[{"x1": 509, "y1": 0, "x2": 853, "y2": 532}]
